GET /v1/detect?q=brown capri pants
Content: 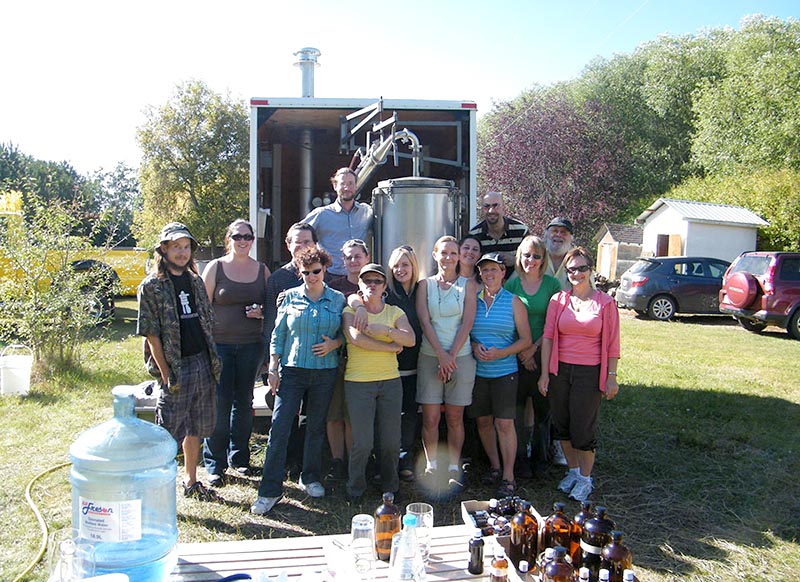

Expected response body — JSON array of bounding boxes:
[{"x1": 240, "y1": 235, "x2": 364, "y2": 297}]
[{"x1": 548, "y1": 362, "x2": 602, "y2": 451}]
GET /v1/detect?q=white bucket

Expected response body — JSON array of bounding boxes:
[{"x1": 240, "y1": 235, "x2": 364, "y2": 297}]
[{"x1": 0, "y1": 344, "x2": 33, "y2": 396}]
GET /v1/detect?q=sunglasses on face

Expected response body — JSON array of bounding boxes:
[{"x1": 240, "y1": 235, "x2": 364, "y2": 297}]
[
  {"x1": 231, "y1": 233, "x2": 255, "y2": 241},
  {"x1": 566, "y1": 265, "x2": 591, "y2": 274},
  {"x1": 301, "y1": 268, "x2": 323, "y2": 276},
  {"x1": 362, "y1": 278, "x2": 385, "y2": 286},
  {"x1": 523, "y1": 253, "x2": 543, "y2": 260}
]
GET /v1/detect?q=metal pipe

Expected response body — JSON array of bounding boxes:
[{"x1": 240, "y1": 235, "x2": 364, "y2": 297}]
[
  {"x1": 355, "y1": 128, "x2": 422, "y2": 194},
  {"x1": 293, "y1": 47, "x2": 321, "y2": 98},
  {"x1": 300, "y1": 128, "x2": 313, "y2": 213}
]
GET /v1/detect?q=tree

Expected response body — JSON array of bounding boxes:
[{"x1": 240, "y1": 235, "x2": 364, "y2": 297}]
[
  {"x1": 86, "y1": 162, "x2": 142, "y2": 246},
  {"x1": 134, "y1": 80, "x2": 249, "y2": 254}
]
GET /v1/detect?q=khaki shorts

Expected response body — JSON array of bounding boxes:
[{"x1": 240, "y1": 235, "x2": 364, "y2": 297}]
[{"x1": 416, "y1": 353, "x2": 476, "y2": 407}]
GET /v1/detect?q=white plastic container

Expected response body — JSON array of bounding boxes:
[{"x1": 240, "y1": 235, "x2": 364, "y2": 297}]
[
  {"x1": 0, "y1": 344, "x2": 33, "y2": 396},
  {"x1": 70, "y1": 386, "x2": 178, "y2": 581}
]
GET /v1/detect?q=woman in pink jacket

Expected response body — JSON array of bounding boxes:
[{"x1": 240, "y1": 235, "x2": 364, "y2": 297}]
[{"x1": 538, "y1": 247, "x2": 620, "y2": 503}]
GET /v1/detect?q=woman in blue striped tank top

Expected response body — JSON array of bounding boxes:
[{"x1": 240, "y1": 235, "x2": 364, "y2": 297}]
[{"x1": 470, "y1": 252, "x2": 531, "y2": 497}]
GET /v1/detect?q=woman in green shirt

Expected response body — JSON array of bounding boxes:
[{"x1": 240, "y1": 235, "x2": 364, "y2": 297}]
[{"x1": 504, "y1": 235, "x2": 562, "y2": 478}]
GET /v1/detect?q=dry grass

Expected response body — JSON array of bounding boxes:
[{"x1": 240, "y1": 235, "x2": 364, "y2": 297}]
[{"x1": 1, "y1": 302, "x2": 798, "y2": 581}]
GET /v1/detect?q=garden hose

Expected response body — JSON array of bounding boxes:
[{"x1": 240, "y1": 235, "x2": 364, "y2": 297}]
[{"x1": 13, "y1": 461, "x2": 71, "y2": 582}]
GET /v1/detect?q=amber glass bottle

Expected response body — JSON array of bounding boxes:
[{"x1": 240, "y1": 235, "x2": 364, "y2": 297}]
[
  {"x1": 542, "y1": 546, "x2": 574, "y2": 582},
  {"x1": 600, "y1": 531, "x2": 633, "y2": 582},
  {"x1": 571, "y1": 500, "x2": 595, "y2": 566},
  {"x1": 374, "y1": 492, "x2": 401, "y2": 562},
  {"x1": 543, "y1": 502, "x2": 572, "y2": 551},
  {"x1": 490, "y1": 545, "x2": 509, "y2": 582},
  {"x1": 510, "y1": 500, "x2": 537, "y2": 568},
  {"x1": 580, "y1": 506, "x2": 616, "y2": 580}
]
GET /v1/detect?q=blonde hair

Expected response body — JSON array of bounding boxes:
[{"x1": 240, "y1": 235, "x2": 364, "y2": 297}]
[
  {"x1": 515, "y1": 235, "x2": 548, "y2": 276},
  {"x1": 432, "y1": 235, "x2": 459, "y2": 254},
  {"x1": 387, "y1": 246, "x2": 419, "y2": 295}
]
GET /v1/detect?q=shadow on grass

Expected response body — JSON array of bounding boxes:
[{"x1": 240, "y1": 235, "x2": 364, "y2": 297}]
[{"x1": 598, "y1": 383, "x2": 800, "y2": 577}]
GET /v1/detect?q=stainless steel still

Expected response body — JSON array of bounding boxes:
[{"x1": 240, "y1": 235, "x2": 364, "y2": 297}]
[{"x1": 372, "y1": 177, "x2": 465, "y2": 279}]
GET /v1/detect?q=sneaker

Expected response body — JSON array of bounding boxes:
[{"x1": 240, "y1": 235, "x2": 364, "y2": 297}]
[
  {"x1": 326, "y1": 458, "x2": 345, "y2": 481},
  {"x1": 183, "y1": 481, "x2": 218, "y2": 502},
  {"x1": 569, "y1": 478, "x2": 593, "y2": 503},
  {"x1": 207, "y1": 473, "x2": 225, "y2": 488},
  {"x1": 558, "y1": 471, "x2": 579, "y2": 494},
  {"x1": 232, "y1": 465, "x2": 254, "y2": 477},
  {"x1": 299, "y1": 477, "x2": 325, "y2": 498},
  {"x1": 251, "y1": 496, "x2": 281, "y2": 515},
  {"x1": 551, "y1": 441, "x2": 568, "y2": 466},
  {"x1": 448, "y1": 470, "x2": 465, "y2": 493}
]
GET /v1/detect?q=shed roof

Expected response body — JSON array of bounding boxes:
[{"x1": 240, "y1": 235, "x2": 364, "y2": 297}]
[
  {"x1": 636, "y1": 198, "x2": 769, "y2": 227},
  {"x1": 593, "y1": 223, "x2": 643, "y2": 245}
]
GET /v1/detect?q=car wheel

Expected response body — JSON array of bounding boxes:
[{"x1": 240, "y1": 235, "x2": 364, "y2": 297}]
[
  {"x1": 736, "y1": 317, "x2": 767, "y2": 333},
  {"x1": 788, "y1": 310, "x2": 800, "y2": 340},
  {"x1": 648, "y1": 295, "x2": 676, "y2": 321}
]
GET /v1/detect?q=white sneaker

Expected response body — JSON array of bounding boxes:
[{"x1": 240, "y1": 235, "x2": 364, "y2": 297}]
[
  {"x1": 569, "y1": 478, "x2": 593, "y2": 503},
  {"x1": 299, "y1": 477, "x2": 325, "y2": 498},
  {"x1": 551, "y1": 441, "x2": 568, "y2": 466},
  {"x1": 557, "y1": 471, "x2": 579, "y2": 494},
  {"x1": 251, "y1": 496, "x2": 281, "y2": 515}
]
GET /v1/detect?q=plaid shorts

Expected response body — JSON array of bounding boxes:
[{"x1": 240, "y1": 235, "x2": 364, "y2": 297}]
[{"x1": 156, "y1": 352, "x2": 217, "y2": 441}]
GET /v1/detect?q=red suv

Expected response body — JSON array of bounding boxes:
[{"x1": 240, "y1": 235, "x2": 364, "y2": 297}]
[{"x1": 719, "y1": 251, "x2": 800, "y2": 339}]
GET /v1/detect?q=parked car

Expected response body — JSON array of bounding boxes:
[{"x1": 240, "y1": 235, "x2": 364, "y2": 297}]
[
  {"x1": 718, "y1": 251, "x2": 800, "y2": 339},
  {"x1": 616, "y1": 256, "x2": 731, "y2": 320}
]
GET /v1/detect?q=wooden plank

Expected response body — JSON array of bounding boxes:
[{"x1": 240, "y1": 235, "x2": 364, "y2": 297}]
[{"x1": 169, "y1": 525, "x2": 510, "y2": 581}]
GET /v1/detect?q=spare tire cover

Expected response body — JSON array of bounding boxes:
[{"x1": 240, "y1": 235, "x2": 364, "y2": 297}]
[{"x1": 725, "y1": 272, "x2": 758, "y2": 308}]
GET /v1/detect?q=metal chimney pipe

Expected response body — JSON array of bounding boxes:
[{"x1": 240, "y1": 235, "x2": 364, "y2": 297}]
[
  {"x1": 294, "y1": 48, "x2": 321, "y2": 212},
  {"x1": 293, "y1": 47, "x2": 321, "y2": 98}
]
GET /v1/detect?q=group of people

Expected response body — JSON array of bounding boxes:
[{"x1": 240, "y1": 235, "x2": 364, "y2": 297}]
[{"x1": 137, "y1": 167, "x2": 620, "y2": 517}]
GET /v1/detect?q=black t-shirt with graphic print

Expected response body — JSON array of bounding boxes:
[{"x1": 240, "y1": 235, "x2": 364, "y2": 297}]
[{"x1": 169, "y1": 271, "x2": 206, "y2": 357}]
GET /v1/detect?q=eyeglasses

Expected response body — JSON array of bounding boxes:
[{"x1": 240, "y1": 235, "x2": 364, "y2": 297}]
[
  {"x1": 231, "y1": 233, "x2": 255, "y2": 241},
  {"x1": 301, "y1": 268, "x2": 323, "y2": 276},
  {"x1": 482, "y1": 202, "x2": 500, "y2": 210},
  {"x1": 566, "y1": 265, "x2": 591, "y2": 275},
  {"x1": 523, "y1": 253, "x2": 543, "y2": 260},
  {"x1": 361, "y1": 278, "x2": 385, "y2": 286}
]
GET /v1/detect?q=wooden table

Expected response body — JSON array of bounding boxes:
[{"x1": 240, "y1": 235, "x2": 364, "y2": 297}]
[{"x1": 170, "y1": 524, "x2": 515, "y2": 581}]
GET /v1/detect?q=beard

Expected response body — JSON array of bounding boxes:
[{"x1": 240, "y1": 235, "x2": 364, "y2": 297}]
[{"x1": 546, "y1": 236, "x2": 571, "y2": 257}]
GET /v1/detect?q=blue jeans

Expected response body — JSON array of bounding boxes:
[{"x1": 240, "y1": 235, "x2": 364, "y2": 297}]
[
  {"x1": 258, "y1": 367, "x2": 337, "y2": 498},
  {"x1": 203, "y1": 341, "x2": 263, "y2": 475}
]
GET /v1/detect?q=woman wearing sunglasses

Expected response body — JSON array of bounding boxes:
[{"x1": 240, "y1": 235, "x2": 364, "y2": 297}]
[
  {"x1": 201, "y1": 219, "x2": 271, "y2": 487},
  {"x1": 252, "y1": 247, "x2": 345, "y2": 514},
  {"x1": 538, "y1": 247, "x2": 620, "y2": 503},
  {"x1": 342, "y1": 263, "x2": 415, "y2": 502},
  {"x1": 504, "y1": 236, "x2": 562, "y2": 479}
]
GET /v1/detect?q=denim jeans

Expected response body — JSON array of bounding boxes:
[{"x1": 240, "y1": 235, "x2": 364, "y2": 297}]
[
  {"x1": 257, "y1": 366, "x2": 337, "y2": 498},
  {"x1": 203, "y1": 341, "x2": 263, "y2": 475}
]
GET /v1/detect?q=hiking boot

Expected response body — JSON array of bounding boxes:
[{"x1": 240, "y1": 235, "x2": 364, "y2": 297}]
[
  {"x1": 557, "y1": 471, "x2": 579, "y2": 495},
  {"x1": 569, "y1": 478, "x2": 593, "y2": 503},
  {"x1": 251, "y1": 496, "x2": 281, "y2": 515},
  {"x1": 299, "y1": 477, "x2": 325, "y2": 498}
]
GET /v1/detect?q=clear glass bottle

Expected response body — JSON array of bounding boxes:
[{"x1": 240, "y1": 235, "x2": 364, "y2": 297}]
[
  {"x1": 375, "y1": 492, "x2": 401, "y2": 562},
  {"x1": 389, "y1": 514, "x2": 426, "y2": 581},
  {"x1": 543, "y1": 546, "x2": 574, "y2": 582},
  {"x1": 600, "y1": 531, "x2": 633, "y2": 582},
  {"x1": 468, "y1": 529, "x2": 484, "y2": 575}
]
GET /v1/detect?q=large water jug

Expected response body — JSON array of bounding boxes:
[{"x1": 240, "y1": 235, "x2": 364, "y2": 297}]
[{"x1": 70, "y1": 385, "x2": 178, "y2": 581}]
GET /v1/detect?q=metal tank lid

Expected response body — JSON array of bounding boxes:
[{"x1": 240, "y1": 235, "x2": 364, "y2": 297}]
[
  {"x1": 375, "y1": 177, "x2": 455, "y2": 189},
  {"x1": 69, "y1": 385, "x2": 177, "y2": 471}
]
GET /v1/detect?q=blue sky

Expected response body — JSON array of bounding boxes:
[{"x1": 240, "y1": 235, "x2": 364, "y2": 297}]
[{"x1": 1, "y1": 0, "x2": 797, "y2": 174}]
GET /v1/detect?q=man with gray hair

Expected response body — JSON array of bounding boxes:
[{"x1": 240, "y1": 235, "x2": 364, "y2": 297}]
[
  {"x1": 468, "y1": 191, "x2": 529, "y2": 275},
  {"x1": 543, "y1": 217, "x2": 575, "y2": 290}
]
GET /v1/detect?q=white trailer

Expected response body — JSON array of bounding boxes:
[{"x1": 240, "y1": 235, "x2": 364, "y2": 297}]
[{"x1": 248, "y1": 97, "x2": 478, "y2": 268}]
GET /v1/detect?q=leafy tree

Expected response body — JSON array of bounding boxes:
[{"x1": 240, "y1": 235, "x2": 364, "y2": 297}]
[
  {"x1": 692, "y1": 15, "x2": 800, "y2": 174},
  {"x1": 86, "y1": 162, "x2": 142, "y2": 246},
  {"x1": 134, "y1": 80, "x2": 249, "y2": 254}
]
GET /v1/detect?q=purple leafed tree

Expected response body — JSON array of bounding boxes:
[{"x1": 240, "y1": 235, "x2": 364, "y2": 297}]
[{"x1": 478, "y1": 91, "x2": 633, "y2": 245}]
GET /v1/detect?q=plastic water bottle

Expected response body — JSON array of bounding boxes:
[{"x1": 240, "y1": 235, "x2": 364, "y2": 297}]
[
  {"x1": 70, "y1": 385, "x2": 178, "y2": 581},
  {"x1": 389, "y1": 514, "x2": 426, "y2": 581}
]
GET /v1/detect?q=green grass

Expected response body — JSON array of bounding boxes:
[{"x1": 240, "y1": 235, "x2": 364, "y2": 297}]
[{"x1": 1, "y1": 304, "x2": 798, "y2": 581}]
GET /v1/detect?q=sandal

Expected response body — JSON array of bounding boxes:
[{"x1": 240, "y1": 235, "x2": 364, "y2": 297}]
[
  {"x1": 183, "y1": 481, "x2": 218, "y2": 502},
  {"x1": 481, "y1": 467, "x2": 501, "y2": 486},
  {"x1": 497, "y1": 479, "x2": 516, "y2": 497}
]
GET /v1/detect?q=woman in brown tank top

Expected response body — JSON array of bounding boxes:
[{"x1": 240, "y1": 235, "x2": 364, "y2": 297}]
[{"x1": 201, "y1": 219, "x2": 271, "y2": 487}]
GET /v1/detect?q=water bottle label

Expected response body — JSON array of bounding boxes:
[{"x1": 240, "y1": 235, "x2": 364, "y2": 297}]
[{"x1": 79, "y1": 497, "x2": 142, "y2": 542}]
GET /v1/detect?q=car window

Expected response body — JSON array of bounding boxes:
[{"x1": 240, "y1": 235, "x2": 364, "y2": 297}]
[
  {"x1": 731, "y1": 255, "x2": 771, "y2": 276},
  {"x1": 629, "y1": 259, "x2": 658, "y2": 274},
  {"x1": 706, "y1": 261, "x2": 729, "y2": 279},
  {"x1": 675, "y1": 261, "x2": 703, "y2": 277},
  {"x1": 779, "y1": 258, "x2": 800, "y2": 281}
]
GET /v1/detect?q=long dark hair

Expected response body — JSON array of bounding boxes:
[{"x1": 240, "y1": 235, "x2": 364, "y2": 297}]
[{"x1": 153, "y1": 243, "x2": 199, "y2": 278}]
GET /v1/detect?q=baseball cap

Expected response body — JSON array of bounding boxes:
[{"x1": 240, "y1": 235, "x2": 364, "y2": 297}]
[
  {"x1": 476, "y1": 252, "x2": 506, "y2": 268},
  {"x1": 158, "y1": 222, "x2": 198, "y2": 250},
  {"x1": 359, "y1": 263, "x2": 387, "y2": 279},
  {"x1": 546, "y1": 217, "x2": 574, "y2": 233}
]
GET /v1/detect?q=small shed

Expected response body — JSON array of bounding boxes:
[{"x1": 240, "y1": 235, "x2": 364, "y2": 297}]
[
  {"x1": 635, "y1": 198, "x2": 769, "y2": 263},
  {"x1": 594, "y1": 223, "x2": 643, "y2": 280}
]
